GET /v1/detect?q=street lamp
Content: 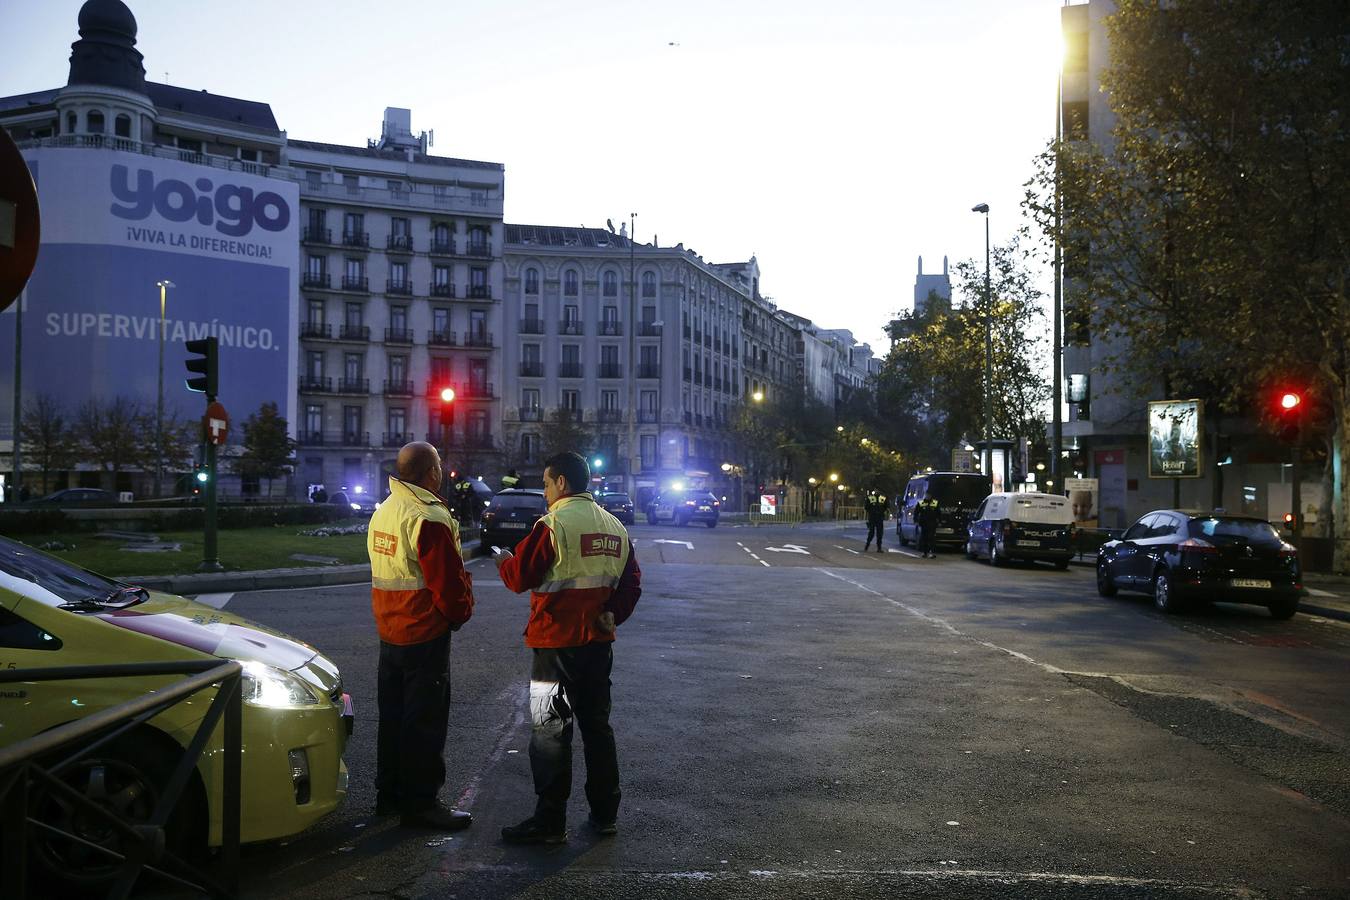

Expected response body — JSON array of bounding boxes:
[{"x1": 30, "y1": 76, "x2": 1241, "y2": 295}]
[
  {"x1": 828, "y1": 472, "x2": 839, "y2": 483},
  {"x1": 155, "y1": 279, "x2": 175, "y2": 499},
  {"x1": 752, "y1": 390, "x2": 764, "y2": 403},
  {"x1": 971, "y1": 203, "x2": 992, "y2": 478}
]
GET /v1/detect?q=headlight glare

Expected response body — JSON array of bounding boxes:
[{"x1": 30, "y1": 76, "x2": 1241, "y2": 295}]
[{"x1": 241, "y1": 661, "x2": 321, "y2": 708}]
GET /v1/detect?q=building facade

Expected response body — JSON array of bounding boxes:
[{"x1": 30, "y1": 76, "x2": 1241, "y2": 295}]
[{"x1": 913, "y1": 255, "x2": 952, "y2": 318}]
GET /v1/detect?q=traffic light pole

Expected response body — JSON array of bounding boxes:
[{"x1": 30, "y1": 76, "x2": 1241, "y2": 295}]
[
  {"x1": 1291, "y1": 424, "x2": 1302, "y2": 550},
  {"x1": 199, "y1": 437, "x2": 222, "y2": 571}
]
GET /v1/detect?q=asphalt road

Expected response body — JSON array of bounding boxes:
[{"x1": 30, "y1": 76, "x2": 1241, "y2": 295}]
[{"x1": 211, "y1": 521, "x2": 1350, "y2": 899}]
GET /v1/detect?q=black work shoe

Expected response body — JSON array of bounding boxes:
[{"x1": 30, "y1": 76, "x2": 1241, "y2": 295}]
[
  {"x1": 501, "y1": 816, "x2": 567, "y2": 844},
  {"x1": 587, "y1": 815, "x2": 618, "y2": 836},
  {"x1": 401, "y1": 806, "x2": 472, "y2": 831}
]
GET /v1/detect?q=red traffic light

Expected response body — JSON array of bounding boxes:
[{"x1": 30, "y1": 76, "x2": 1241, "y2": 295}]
[
  {"x1": 440, "y1": 387, "x2": 455, "y2": 403},
  {"x1": 1279, "y1": 392, "x2": 1301, "y2": 411}
]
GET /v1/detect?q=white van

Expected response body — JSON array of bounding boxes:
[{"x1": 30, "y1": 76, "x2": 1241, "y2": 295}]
[{"x1": 965, "y1": 491, "x2": 1076, "y2": 568}]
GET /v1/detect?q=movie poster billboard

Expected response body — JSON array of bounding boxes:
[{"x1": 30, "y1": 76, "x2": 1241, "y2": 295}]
[
  {"x1": 1148, "y1": 399, "x2": 1203, "y2": 478},
  {"x1": 1063, "y1": 476, "x2": 1099, "y2": 528},
  {"x1": 0, "y1": 147, "x2": 298, "y2": 442}
]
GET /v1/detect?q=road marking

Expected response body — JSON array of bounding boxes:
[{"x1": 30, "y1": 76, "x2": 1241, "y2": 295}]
[
  {"x1": 764, "y1": 544, "x2": 809, "y2": 554},
  {"x1": 845, "y1": 548, "x2": 860, "y2": 555},
  {"x1": 456, "y1": 682, "x2": 528, "y2": 811},
  {"x1": 890, "y1": 548, "x2": 923, "y2": 559},
  {"x1": 653, "y1": 539, "x2": 695, "y2": 550},
  {"x1": 192, "y1": 592, "x2": 234, "y2": 609},
  {"x1": 739, "y1": 544, "x2": 770, "y2": 567},
  {"x1": 759, "y1": 560, "x2": 771, "y2": 567},
  {"x1": 1307, "y1": 587, "x2": 1337, "y2": 598}
]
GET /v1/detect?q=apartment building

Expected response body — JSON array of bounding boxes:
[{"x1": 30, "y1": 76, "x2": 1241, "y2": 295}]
[{"x1": 288, "y1": 109, "x2": 505, "y2": 493}]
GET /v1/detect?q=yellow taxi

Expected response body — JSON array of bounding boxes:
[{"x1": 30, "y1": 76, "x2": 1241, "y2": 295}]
[{"x1": 0, "y1": 534, "x2": 351, "y2": 884}]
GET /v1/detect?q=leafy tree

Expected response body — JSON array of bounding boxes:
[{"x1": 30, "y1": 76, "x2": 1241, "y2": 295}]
[
  {"x1": 877, "y1": 237, "x2": 1050, "y2": 468},
  {"x1": 1024, "y1": 0, "x2": 1350, "y2": 563},
  {"x1": 19, "y1": 394, "x2": 79, "y2": 495},
  {"x1": 541, "y1": 407, "x2": 595, "y2": 462},
  {"x1": 77, "y1": 397, "x2": 147, "y2": 489},
  {"x1": 236, "y1": 402, "x2": 296, "y2": 498}
]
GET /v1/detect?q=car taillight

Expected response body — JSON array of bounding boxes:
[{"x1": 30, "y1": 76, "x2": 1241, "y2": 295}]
[
  {"x1": 685, "y1": 500, "x2": 696, "y2": 506},
  {"x1": 1179, "y1": 537, "x2": 1217, "y2": 555},
  {"x1": 1001, "y1": 520, "x2": 1012, "y2": 538},
  {"x1": 713, "y1": 500, "x2": 720, "y2": 506},
  {"x1": 1279, "y1": 542, "x2": 1298, "y2": 560}
]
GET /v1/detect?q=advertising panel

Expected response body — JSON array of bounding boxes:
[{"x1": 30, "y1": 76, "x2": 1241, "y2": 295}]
[
  {"x1": 1063, "y1": 476, "x2": 1099, "y2": 528},
  {"x1": 1147, "y1": 399, "x2": 1203, "y2": 478},
  {"x1": 0, "y1": 148, "x2": 298, "y2": 441},
  {"x1": 950, "y1": 448, "x2": 974, "y2": 473},
  {"x1": 759, "y1": 494, "x2": 777, "y2": 515}
]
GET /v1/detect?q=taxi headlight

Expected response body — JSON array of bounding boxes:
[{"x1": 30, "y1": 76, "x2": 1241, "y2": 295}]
[{"x1": 241, "y1": 661, "x2": 321, "y2": 708}]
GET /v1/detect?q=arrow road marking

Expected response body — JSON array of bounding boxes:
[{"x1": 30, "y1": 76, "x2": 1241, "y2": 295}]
[
  {"x1": 653, "y1": 539, "x2": 694, "y2": 550},
  {"x1": 764, "y1": 544, "x2": 810, "y2": 554}
]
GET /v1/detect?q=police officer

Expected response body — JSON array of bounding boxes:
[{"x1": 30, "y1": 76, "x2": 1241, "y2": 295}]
[
  {"x1": 863, "y1": 489, "x2": 889, "y2": 553},
  {"x1": 501, "y1": 468, "x2": 521, "y2": 490},
  {"x1": 452, "y1": 472, "x2": 475, "y2": 523},
  {"x1": 916, "y1": 496, "x2": 941, "y2": 558},
  {"x1": 492, "y1": 451, "x2": 642, "y2": 844}
]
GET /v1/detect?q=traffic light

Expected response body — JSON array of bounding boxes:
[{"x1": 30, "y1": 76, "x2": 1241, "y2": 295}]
[
  {"x1": 185, "y1": 337, "x2": 219, "y2": 398},
  {"x1": 438, "y1": 387, "x2": 455, "y2": 429},
  {"x1": 1276, "y1": 390, "x2": 1303, "y2": 443}
]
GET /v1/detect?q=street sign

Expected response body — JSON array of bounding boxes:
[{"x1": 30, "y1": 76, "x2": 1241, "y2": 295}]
[
  {"x1": 204, "y1": 401, "x2": 229, "y2": 445},
  {"x1": 0, "y1": 126, "x2": 40, "y2": 313},
  {"x1": 759, "y1": 494, "x2": 777, "y2": 515}
]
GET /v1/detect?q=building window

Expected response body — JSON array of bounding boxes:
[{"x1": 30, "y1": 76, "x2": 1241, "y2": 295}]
[
  {"x1": 388, "y1": 407, "x2": 407, "y2": 438},
  {"x1": 306, "y1": 351, "x2": 324, "y2": 378},
  {"x1": 390, "y1": 261, "x2": 408, "y2": 287},
  {"x1": 343, "y1": 407, "x2": 363, "y2": 441},
  {"x1": 522, "y1": 388, "x2": 540, "y2": 409},
  {"x1": 525, "y1": 268, "x2": 539, "y2": 294},
  {"x1": 307, "y1": 255, "x2": 325, "y2": 277},
  {"x1": 602, "y1": 270, "x2": 618, "y2": 297},
  {"x1": 470, "y1": 267, "x2": 487, "y2": 292},
  {"x1": 521, "y1": 433, "x2": 540, "y2": 463},
  {"x1": 344, "y1": 302, "x2": 363, "y2": 328},
  {"x1": 239, "y1": 147, "x2": 258, "y2": 163},
  {"x1": 65, "y1": 112, "x2": 76, "y2": 134},
  {"x1": 431, "y1": 357, "x2": 451, "y2": 384},
  {"x1": 390, "y1": 305, "x2": 408, "y2": 332},
  {"x1": 469, "y1": 309, "x2": 486, "y2": 341},
  {"x1": 305, "y1": 404, "x2": 323, "y2": 435},
  {"x1": 344, "y1": 257, "x2": 364, "y2": 280},
  {"x1": 114, "y1": 114, "x2": 131, "y2": 138},
  {"x1": 561, "y1": 389, "x2": 579, "y2": 410},
  {"x1": 433, "y1": 264, "x2": 451, "y2": 291},
  {"x1": 563, "y1": 304, "x2": 579, "y2": 328},
  {"x1": 307, "y1": 299, "x2": 324, "y2": 324},
  {"x1": 469, "y1": 226, "x2": 489, "y2": 253},
  {"x1": 563, "y1": 270, "x2": 579, "y2": 296},
  {"x1": 86, "y1": 110, "x2": 105, "y2": 134},
  {"x1": 601, "y1": 390, "x2": 618, "y2": 411},
  {"x1": 388, "y1": 355, "x2": 407, "y2": 383},
  {"x1": 432, "y1": 222, "x2": 451, "y2": 250},
  {"x1": 344, "y1": 353, "x2": 363, "y2": 382},
  {"x1": 522, "y1": 343, "x2": 541, "y2": 365},
  {"x1": 344, "y1": 212, "x2": 364, "y2": 240},
  {"x1": 432, "y1": 307, "x2": 449, "y2": 336},
  {"x1": 641, "y1": 271, "x2": 656, "y2": 298},
  {"x1": 640, "y1": 434, "x2": 657, "y2": 468},
  {"x1": 305, "y1": 170, "x2": 322, "y2": 189}
]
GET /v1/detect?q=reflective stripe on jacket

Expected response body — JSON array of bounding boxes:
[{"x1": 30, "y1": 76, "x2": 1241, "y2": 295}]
[
  {"x1": 529, "y1": 493, "x2": 629, "y2": 648},
  {"x1": 368, "y1": 476, "x2": 462, "y2": 644}
]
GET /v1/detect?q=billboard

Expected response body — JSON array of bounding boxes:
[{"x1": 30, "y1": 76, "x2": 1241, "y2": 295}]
[
  {"x1": 1063, "y1": 476, "x2": 1099, "y2": 528},
  {"x1": 0, "y1": 148, "x2": 298, "y2": 442},
  {"x1": 1147, "y1": 399, "x2": 1203, "y2": 478}
]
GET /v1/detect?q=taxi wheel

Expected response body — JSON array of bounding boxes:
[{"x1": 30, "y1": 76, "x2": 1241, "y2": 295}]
[{"x1": 29, "y1": 731, "x2": 206, "y2": 889}]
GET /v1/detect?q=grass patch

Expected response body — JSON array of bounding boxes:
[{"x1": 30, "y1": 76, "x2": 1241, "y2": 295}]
[{"x1": 20, "y1": 521, "x2": 373, "y2": 577}]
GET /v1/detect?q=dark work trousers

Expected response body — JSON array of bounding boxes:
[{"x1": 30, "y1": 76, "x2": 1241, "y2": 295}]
[
  {"x1": 918, "y1": 524, "x2": 937, "y2": 556},
  {"x1": 376, "y1": 631, "x2": 452, "y2": 814},
  {"x1": 528, "y1": 642, "x2": 620, "y2": 829},
  {"x1": 865, "y1": 519, "x2": 885, "y2": 550}
]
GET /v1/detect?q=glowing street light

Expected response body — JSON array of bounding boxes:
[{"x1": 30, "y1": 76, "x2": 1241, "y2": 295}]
[
  {"x1": 828, "y1": 472, "x2": 839, "y2": 483},
  {"x1": 752, "y1": 390, "x2": 764, "y2": 403}
]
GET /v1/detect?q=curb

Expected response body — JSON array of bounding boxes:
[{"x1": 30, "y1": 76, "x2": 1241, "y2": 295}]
[{"x1": 131, "y1": 539, "x2": 483, "y2": 595}]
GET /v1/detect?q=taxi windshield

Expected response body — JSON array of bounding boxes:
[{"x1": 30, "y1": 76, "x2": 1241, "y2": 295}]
[{"x1": 0, "y1": 534, "x2": 133, "y2": 607}]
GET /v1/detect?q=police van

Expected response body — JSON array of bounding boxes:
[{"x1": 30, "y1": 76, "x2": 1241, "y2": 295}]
[{"x1": 897, "y1": 472, "x2": 991, "y2": 550}]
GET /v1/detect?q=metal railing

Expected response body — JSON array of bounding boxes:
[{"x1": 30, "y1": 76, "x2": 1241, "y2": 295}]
[{"x1": 0, "y1": 660, "x2": 242, "y2": 900}]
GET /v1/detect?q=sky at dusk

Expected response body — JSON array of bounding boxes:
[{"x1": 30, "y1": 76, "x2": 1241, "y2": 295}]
[{"x1": 2, "y1": 0, "x2": 1069, "y2": 351}]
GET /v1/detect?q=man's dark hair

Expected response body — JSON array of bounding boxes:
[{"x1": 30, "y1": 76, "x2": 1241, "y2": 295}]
[{"x1": 543, "y1": 451, "x2": 590, "y2": 493}]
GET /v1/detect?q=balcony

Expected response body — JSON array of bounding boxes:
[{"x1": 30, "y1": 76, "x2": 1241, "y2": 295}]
[
  {"x1": 598, "y1": 364, "x2": 623, "y2": 379},
  {"x1": 639, "y1": 322, "x2": 662, "y2": 336},
  {"x1": 519, "y1": 361, "x2": 544, "y2": 377},
  {"x1": 342, "y1": 230, "x2": 370, "y2": 249},
  {"x1": 637, "y1": 364, "x2": 660, "y2": 379},
  {"x1": 461, "y1": 382, "x2": 495, "y2": 399},
  {"x1": 596, "y1": 409, "x2": 623, "y2": 424},
  {"x1": 559, "y1": 321, "x2": 582, "y2": 336},
  {"x1": 429, "y1": 238, "x2": 456, "y2": 256},
  {"x1": 427, "y1": 329, "x2": 456, "y2": 347},
  {"x1": 386, "y1": 278, "x2": 414, "y2": 296},
  {"x1": 382, "y1": 431, "x2": 415, "y2": 447},
  {"x1": 387, "y1": 234, "x2": 415, "y2": 253},
  {"x1": 340, "y1": 275, "x2": 369, "y2": 292},
  {"x1": 297, "y1": 430, "x2": 325, "y2": 446},
  {"x1": 519, "y1": 318, "x2": 545, "y2": 334},
  {"x1": 298, "y1": 375, "x2": 332, "y2": 393},
  {"x1": 430, "y1": 282, "x2": 456, "y2": 298},
  {"x1": 302, "y1": 272, "x2": 330, "y2": 289},
  {"x1": 463, "y1": 431, "x2": 495, "y2": 449},
  {"x1": 519, "y1": 407, "x2": 543, "y2": 422},
  {"x1": 338, "y1": 378, "x2": 370, "y2": 394},
  {"x1": 463, "y1": 331, "x2": 494, "y2": 348},
  {"x1": 638, "y1": 409, "x2": 659, "y2": 424},
  {"x1": 300, "y1": 322, "x2": 331, "y2": 340},
  {"x1": 467, "y1": 285, "x2": 492, "y2": 300},
  {"x1": 559, "y1": 362, "x2": 583, "y2": 378},
  {"x1": 383, "y1": 379, "x2": 415, "y2": 397},
  {"x1": 302, "y1": 226, "x2": 333, "y2": 245},
  {"x1": 342, "y1": 431, "x2": 370, "y2": 446},
  {"x1": 338, "y1": 324, "x2": 370, "y2": 342},
  {"x1": 599, "y1": 321, "x2": 622, "y2": 336},
  {"x1": 382, "y1": 327, "x2": 413, "y2": 345},
  {"x1": 465, "y1": 243, "x2": 492, "y2": 259}
]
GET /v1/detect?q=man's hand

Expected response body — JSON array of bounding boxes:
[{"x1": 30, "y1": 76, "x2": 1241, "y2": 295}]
[
  {"x1": 491, "y1": 546, "x2": 514, "y2": 569},
  {"x1": 595, "y1": 610, "x2": 616, "y2": 634}
]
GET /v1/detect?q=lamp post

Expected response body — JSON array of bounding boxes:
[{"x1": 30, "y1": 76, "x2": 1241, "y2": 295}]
[
  {"x1": 971, "y1": 204, "x2": 992, "y2": 479},
  {"x1": 155, "y1": 279, "x2": 175, "y2": 498}
]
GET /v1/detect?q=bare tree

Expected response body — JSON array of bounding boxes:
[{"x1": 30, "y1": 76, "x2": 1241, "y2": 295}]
[{"x1": 19, "y1": 394, "x2": 79, "y2": 495}]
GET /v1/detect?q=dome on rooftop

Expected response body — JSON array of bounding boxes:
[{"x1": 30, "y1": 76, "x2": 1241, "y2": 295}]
[{"x1": 77, "y1": 0, "x2": 138, "y2": 40}]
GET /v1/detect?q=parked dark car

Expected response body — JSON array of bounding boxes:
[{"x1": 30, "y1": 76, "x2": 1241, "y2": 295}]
[
  {"x1": 481, "y1": 489, "x2": 548, "y2": 551},
  {"x1": 897, "y1": 472, "x2": 991, "y2": 549},
  {"x1": 596, "y1": 491, "x2": 636, "y2": 525},
  {"x1": 1096, "y1": 510, "x2": 1302, "y2": 618},
  {"x1": 647, "y1": 490, "x2": 720, "y2": 527},
  {"x1": 966, "y1": 491, "x2": 1075, "y2": 569},
  {"x1": 31, "y1": 488, "x2": 118, "y2": 507},
  {"x1": 327, "y1": 490, "x2": 378, "y2": 516}
]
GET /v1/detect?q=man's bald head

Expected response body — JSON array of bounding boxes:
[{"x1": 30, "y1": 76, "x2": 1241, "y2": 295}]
[{"x1": 397, "y1": 442, "x2": 442, "y2": 492}]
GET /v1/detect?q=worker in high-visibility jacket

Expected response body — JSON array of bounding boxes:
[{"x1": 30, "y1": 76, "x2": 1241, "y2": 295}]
[
  {"x1": 492, "y1": 450, "x2": 641, "y2": 844},
  {"x1": 501, "y1": 468, "x2": 521, "y2": 490},
  {"x1": 366, "y1": 441, "x2": 475, "y2": 832}
]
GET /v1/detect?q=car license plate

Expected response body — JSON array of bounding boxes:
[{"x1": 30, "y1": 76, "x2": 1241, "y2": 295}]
[
  {"x1": 1231, "y1": 578, "x2": 1271, "y2": 589},
  {"x1": 936, "y1": 527, "x2": 953, "y2": 534},
  {"x1": 698, "y1": 506, "x2": 711, "y2": 511},
  {"x1": 501, "y1": 522, "x2": 528, "y2": 529},
  {"x1": 1017, "y1": 539, "x2": 1040, "y2": 548}
]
